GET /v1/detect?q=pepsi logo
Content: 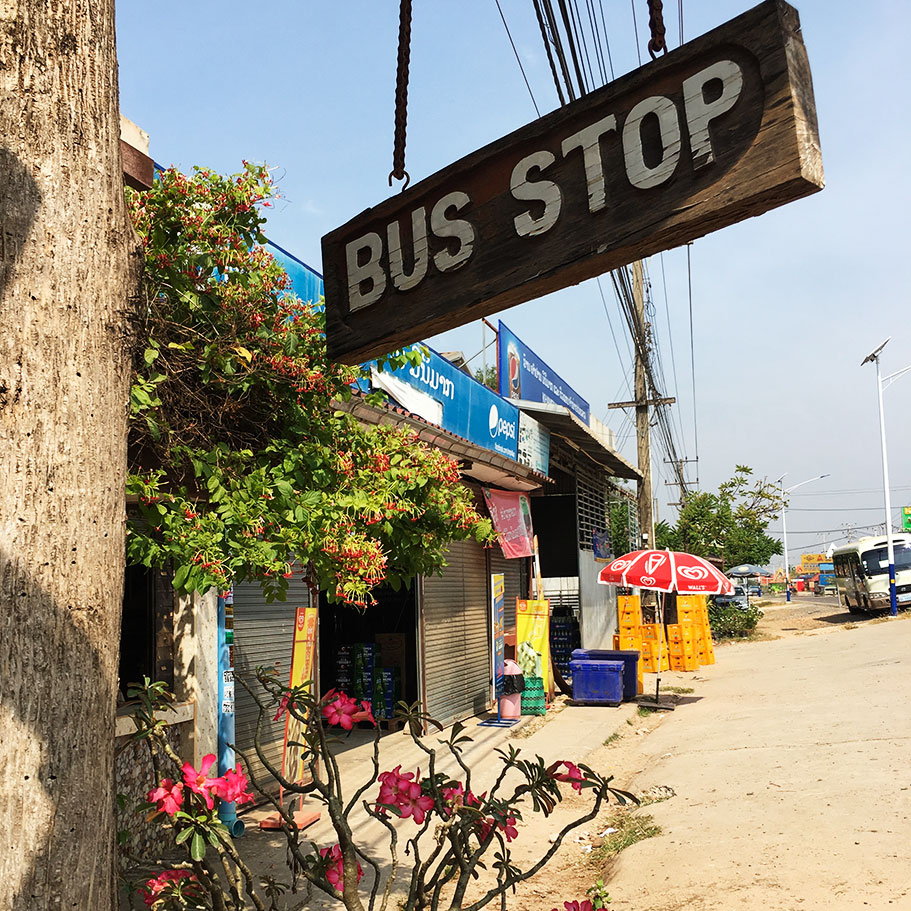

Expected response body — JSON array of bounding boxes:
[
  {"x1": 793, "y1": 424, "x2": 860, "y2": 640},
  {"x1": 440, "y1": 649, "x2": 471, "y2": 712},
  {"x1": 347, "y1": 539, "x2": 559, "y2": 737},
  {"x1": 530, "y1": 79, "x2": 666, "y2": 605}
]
[{"x1": 488, "y1": 403, "x2": 517, "y2": 440}]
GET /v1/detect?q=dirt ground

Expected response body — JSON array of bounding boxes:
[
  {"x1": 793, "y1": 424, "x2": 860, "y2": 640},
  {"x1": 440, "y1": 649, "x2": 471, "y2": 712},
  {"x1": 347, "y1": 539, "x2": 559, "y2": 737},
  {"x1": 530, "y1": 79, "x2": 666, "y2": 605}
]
[{"x1": 493, "y1": 596, "x2": 911, "y2": 911}]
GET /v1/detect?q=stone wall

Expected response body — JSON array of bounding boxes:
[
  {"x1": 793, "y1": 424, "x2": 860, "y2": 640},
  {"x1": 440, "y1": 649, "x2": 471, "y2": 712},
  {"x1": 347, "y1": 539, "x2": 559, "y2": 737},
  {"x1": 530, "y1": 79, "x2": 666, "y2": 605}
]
[{"x1": 114, "y1": 719, "x2": 190, "y2": 859}]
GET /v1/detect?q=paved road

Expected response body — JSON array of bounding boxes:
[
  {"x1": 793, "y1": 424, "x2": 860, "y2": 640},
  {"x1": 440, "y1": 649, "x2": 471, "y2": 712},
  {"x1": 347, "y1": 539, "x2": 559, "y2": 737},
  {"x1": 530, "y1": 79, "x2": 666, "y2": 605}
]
[{"x1": 602, "y1": 608, "x2": 911, "y2": 910}]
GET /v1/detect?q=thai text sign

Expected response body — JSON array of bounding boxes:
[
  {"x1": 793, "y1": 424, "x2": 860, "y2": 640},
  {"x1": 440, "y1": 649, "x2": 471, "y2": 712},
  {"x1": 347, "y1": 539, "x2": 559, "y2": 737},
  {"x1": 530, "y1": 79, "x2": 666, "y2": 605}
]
[
  {"x1": 322, "y1": 0, "x2": 822, "y2": 363},
  {"x1": 498, "y1": 322, "x2": 589, "y2": 424},
  {"x1": 370, "y1": 345, "x2": 520, "y2": 459}
]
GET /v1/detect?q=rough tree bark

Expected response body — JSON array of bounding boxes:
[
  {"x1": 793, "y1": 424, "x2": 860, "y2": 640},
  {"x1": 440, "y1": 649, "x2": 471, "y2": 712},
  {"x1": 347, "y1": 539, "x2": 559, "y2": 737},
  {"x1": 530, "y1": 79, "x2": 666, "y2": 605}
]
[{"x1": 0, "y1": 2, "x2": 138, "y2": 908}]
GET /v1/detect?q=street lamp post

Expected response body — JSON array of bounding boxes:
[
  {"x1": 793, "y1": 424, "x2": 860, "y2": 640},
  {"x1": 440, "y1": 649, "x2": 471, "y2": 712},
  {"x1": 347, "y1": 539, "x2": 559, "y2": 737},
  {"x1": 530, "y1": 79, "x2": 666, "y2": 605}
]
[
  {"x1": 779, "y1": 473, "x2": 830, "y2": 602},
  {"x1": 862, "y1": 338, "x2": 911, "y2": 617}
]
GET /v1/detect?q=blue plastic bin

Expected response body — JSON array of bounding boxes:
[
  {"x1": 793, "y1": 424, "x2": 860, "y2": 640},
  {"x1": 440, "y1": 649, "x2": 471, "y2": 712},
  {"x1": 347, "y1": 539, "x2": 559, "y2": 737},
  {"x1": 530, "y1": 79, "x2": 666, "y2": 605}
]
[
  {"x1": 571, "y1": 649, "x2": 639, "y2": 702},
  {"x1": 569, "y1": 659, "x2": 624, "y2": 706}
]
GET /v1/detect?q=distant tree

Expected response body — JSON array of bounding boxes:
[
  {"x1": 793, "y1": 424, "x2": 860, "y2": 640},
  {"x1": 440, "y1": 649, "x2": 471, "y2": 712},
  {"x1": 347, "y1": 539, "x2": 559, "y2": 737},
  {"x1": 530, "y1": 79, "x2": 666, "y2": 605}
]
[
  {"x1": 658, "y1": 466, "x2": 783, "y2": 568},
  {"x1": 610, "y1": 499, "x2": 637, "y2": 555},
  {"x1": 473, "y1": 363, "x2": 498, "y2": 391}
]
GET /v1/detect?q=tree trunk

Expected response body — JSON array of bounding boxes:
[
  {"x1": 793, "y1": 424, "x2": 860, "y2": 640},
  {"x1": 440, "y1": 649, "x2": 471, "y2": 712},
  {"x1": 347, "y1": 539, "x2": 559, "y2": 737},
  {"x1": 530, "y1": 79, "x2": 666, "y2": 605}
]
[{"x1": 0, "y1": 2, "x2": 137, "y2": 908}]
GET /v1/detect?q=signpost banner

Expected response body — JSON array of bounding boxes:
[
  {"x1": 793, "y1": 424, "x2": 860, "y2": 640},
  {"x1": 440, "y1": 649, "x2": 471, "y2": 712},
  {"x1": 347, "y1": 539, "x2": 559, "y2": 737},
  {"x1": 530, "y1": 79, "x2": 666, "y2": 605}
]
[
  {"x1": 516, "y1": 598, "x2": 550, "y2": 689},
  {"x1": 491, "y1": 574, "x2": 506, "y2": 699},
  {"x1": 498, "y1": 322, "x2": 589, "y2": 424},
  {"x1": 903, "y1": 507, "x2": 911, "y2": 531},
  {"x1": 591, "y1": 529, "x2": 613, "y2": 563},
  {"x1": 483, "y1": 487, "x2": 535, "y2": 558},
  {"x1": 282, "y1": 606, "x2": 319, "y2": 786}
]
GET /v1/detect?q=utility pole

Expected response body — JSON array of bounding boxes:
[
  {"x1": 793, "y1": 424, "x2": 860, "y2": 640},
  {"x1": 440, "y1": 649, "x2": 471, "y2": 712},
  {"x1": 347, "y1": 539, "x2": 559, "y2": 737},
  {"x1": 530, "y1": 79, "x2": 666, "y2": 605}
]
[
  {"x1": 607, "y1": 263, "x2": 683, "y2": 547},
  {"x1": 633, "y1": 260, "x2": 652, "y2": 549}
]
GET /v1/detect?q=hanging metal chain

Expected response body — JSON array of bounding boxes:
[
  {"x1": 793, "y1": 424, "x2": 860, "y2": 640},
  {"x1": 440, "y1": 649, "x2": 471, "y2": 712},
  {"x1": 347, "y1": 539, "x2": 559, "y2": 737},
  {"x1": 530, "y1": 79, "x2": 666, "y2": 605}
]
[
  {"x1": 646, "y1": 0, "x2": 668, "y2": 59},
  {"x1": 389, "y1": 0, "x2": 412, "y2": 189}
]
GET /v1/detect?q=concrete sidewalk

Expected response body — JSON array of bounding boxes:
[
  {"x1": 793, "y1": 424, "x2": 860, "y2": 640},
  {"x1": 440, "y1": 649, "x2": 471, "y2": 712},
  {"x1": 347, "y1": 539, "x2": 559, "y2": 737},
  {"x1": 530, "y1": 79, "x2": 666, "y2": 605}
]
[{"x1": 237, "y1": 698, "x2": 638, "y2": 905}]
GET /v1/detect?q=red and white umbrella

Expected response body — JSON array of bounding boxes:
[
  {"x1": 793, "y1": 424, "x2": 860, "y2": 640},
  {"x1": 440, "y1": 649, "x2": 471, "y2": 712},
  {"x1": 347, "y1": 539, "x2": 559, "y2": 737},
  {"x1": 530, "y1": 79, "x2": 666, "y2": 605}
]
[{"x1": 598, "y1": 549, "x2": 733, "y2": 595}]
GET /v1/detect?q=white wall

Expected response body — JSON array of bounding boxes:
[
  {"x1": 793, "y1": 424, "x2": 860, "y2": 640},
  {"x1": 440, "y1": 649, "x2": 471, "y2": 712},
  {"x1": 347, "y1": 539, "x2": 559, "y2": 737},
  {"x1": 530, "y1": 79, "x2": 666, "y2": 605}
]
[
  {"x1": 578, "y1": 549, "x2": 617, "y2": 649},
  {"x1": 173, "y1": 589, "x2": 219, "y2": 765}
]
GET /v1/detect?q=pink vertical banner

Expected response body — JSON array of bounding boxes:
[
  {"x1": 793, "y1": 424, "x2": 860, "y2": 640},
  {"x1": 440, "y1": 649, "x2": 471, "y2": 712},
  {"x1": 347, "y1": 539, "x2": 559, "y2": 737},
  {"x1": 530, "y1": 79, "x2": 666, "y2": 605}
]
[{"x1": 483, "y1": 487, "x2": 534, "y2": 559}]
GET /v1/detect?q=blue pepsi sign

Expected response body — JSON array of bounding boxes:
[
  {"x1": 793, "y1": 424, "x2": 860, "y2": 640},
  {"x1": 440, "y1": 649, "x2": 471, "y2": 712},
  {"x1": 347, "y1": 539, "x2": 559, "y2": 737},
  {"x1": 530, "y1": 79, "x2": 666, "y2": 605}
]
[
  {"x1": 497, "y1": 322, "x2": 590, "y2": 425},
  {"x1": 372, "y1": 345, "x2": 519, "y2": 460}
]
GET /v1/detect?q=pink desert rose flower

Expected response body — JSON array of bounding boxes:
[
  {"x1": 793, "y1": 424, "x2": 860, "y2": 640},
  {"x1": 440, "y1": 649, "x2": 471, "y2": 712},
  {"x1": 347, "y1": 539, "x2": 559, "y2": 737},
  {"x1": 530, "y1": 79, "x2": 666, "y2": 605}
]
[
  {"x1": 376, "y1": 766, "x2": 434, "y2": 824},
  {"x1": 142, "y1": 869, "x2": 203, "y2": 908},
  {"x1": 319, "y1": 843, "x2": 363, "y2": 892},
  {"x1": 553, "y1": 902, "x2": 593, "y2": 911},
  {"x1": 322, "y1": 691, "x2": 375, "y2": 730},
  {"x1": 147, "y1": 778, "x2": 183, "y2": 816},
  {"x1": 213, "y1": 765, "x2": 255, "y2": 805},
  {"x1": 547, "y1": 760, "x2": 584, "y2": 791},
  {"x1": 480, "y1": 813, "x2": 519, "y2": 843},
  {"x1": 272, "y1": 693, "x2": 291, "y2": 722},
  {"x1": 182, "y1": 753, "x2": 223, "y2": 810}
]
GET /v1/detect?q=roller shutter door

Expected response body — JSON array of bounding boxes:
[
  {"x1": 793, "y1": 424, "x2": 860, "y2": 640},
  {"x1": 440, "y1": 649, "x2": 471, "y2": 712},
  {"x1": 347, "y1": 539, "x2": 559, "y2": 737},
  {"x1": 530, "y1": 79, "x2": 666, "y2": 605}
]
[
  {"x1": 487, "y1": 549, "x2": 526, "y2": 632},
  {"x1": 232, "y1": 580, "x2": 310, "y2": 792},
  {"x1": 422, "y1": 540, "x2": 491, "y2": 728}
]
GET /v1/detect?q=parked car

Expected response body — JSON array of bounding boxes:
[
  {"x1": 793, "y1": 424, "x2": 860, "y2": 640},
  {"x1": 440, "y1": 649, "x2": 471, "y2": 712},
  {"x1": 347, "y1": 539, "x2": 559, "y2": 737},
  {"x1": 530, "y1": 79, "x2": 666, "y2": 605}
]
[
  {"x1": 747, "y1": 583, "x2": 761, "y2": 597},
  {"x1": 713, "y1": 585, "x2": 749, "y2": 610}
]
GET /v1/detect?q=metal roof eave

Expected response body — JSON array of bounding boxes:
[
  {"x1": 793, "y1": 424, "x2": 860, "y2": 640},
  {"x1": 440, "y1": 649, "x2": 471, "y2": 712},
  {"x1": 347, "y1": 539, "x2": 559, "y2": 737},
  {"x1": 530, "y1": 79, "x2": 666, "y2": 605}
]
[{"x1": 512, "y1": 400, "x2": 641, "y2": 481}]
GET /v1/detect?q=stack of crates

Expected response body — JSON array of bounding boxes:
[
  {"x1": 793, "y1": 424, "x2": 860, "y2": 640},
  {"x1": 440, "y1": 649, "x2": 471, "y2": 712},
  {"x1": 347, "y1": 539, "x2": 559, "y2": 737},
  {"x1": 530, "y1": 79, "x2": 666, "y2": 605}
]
[
  {"x1": 666, "y1": 623, "x2": 699, "y2": 671},
  {"x1": 612, "y1": 595, "x2": 645, "y2": 693},
  {"x1": 667, "y1": 595, "x2": 715, "y2": 670},
  {"x1": 639, "y1": 621, "x2": 670, "y2": 672}
]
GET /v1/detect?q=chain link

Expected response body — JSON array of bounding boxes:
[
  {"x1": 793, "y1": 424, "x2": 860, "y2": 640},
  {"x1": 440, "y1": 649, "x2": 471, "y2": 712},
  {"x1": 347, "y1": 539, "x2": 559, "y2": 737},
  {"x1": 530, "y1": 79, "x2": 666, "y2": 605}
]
[
  {"x1": 647, "y1": 0, "x2": 668, "y2": 60},
  {"x1": 389, "y1": 0, "x2": 412, "y2": 189}
]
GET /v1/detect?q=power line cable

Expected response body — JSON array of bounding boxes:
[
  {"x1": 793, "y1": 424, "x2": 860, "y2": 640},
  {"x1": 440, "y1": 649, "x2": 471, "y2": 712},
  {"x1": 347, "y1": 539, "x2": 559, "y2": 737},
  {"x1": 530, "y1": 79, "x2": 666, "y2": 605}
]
[
  {"x1": 630, "y1": 0, "x2": 642, "y2": 66},
  {"x1": 494, "y1": 0, "x2": 541, "y2": 116},
  {"x1": 686, "y1": 243, "x2": 698, "y2": 482}
]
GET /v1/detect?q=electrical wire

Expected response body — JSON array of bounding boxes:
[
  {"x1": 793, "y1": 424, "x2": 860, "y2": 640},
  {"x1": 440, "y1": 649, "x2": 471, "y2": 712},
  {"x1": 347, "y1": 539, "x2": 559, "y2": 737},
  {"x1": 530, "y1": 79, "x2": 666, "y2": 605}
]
[{"x1": 494, "y1": 0, "x2": 541, "y2": 116}]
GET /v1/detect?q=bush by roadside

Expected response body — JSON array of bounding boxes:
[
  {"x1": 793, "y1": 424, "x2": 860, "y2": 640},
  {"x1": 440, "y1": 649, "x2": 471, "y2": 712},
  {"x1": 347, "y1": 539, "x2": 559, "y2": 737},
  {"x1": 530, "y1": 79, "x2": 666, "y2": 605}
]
[{"x1": 709, "y1": 602, "x2": 763, "y2": 638}]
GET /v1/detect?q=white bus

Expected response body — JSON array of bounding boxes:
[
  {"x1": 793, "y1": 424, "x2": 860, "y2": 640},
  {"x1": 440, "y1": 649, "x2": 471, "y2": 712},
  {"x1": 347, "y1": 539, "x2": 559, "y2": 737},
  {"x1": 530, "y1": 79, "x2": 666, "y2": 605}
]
[{"x1": 831, "y1": 534, "x2": 911, "y2": 613}]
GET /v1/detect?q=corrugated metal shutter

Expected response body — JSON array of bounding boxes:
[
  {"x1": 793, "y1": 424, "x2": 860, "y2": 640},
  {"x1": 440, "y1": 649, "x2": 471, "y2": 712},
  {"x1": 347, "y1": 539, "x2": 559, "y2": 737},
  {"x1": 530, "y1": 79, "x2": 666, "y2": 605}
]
[
  {"x1": 232, "y1": 580, "x2": 310, "y2": 792},
  {"x1": 487, "y1": 549, "x2": 525, "y2": 632},
  {"x1": 422, "y1": 540, "x2": 491, "y2": 728}
]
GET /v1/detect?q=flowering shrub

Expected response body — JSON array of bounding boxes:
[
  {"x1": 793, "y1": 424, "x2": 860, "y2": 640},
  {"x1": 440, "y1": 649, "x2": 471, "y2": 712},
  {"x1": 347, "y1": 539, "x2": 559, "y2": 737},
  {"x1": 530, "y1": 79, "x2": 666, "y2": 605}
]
[
  {"x1": 124, "y1": 676, "x2": 637, "y2": 911},
  {"x1": 125, "y1": 162, "x2": 493, "y2": 607}
]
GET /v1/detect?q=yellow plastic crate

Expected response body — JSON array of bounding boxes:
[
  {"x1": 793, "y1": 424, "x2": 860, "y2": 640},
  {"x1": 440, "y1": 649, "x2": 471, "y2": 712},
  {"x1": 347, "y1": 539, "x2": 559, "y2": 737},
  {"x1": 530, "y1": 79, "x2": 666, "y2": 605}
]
[
  {"x1": 669, "y1": 652, "x2": 699, "y2": 672},
  {"x1": 640, "y1": 623, "x2": 661, "y2": 641},
  {"x1": 617, "y1": 634, "x2": 641, "y2": 651}
]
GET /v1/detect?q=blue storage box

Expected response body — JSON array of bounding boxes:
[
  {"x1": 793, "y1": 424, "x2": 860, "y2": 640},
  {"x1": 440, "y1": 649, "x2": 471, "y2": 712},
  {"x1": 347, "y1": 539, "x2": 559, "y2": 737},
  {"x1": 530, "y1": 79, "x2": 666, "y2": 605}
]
[
  {"x1": 571, "y1": 649, "x2": 639, "y2": 702},
  {"x1": 570, "y1": 659, "x2": 624, "y2": 706}
]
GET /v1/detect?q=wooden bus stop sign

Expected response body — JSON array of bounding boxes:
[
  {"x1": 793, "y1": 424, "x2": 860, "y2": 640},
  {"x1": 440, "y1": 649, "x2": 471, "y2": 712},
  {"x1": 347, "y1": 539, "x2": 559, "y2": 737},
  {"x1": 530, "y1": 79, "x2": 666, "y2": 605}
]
[{"x1": 322, "y1": 0, "x2": 823, "y2": 364}]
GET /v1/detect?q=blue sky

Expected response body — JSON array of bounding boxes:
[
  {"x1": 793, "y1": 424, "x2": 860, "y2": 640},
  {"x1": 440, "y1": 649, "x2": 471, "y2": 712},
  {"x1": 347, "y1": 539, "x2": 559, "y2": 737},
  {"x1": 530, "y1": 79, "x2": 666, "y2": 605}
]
[{"x1": 116, "y1": 0, "x2": 911, "y2": 564}]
